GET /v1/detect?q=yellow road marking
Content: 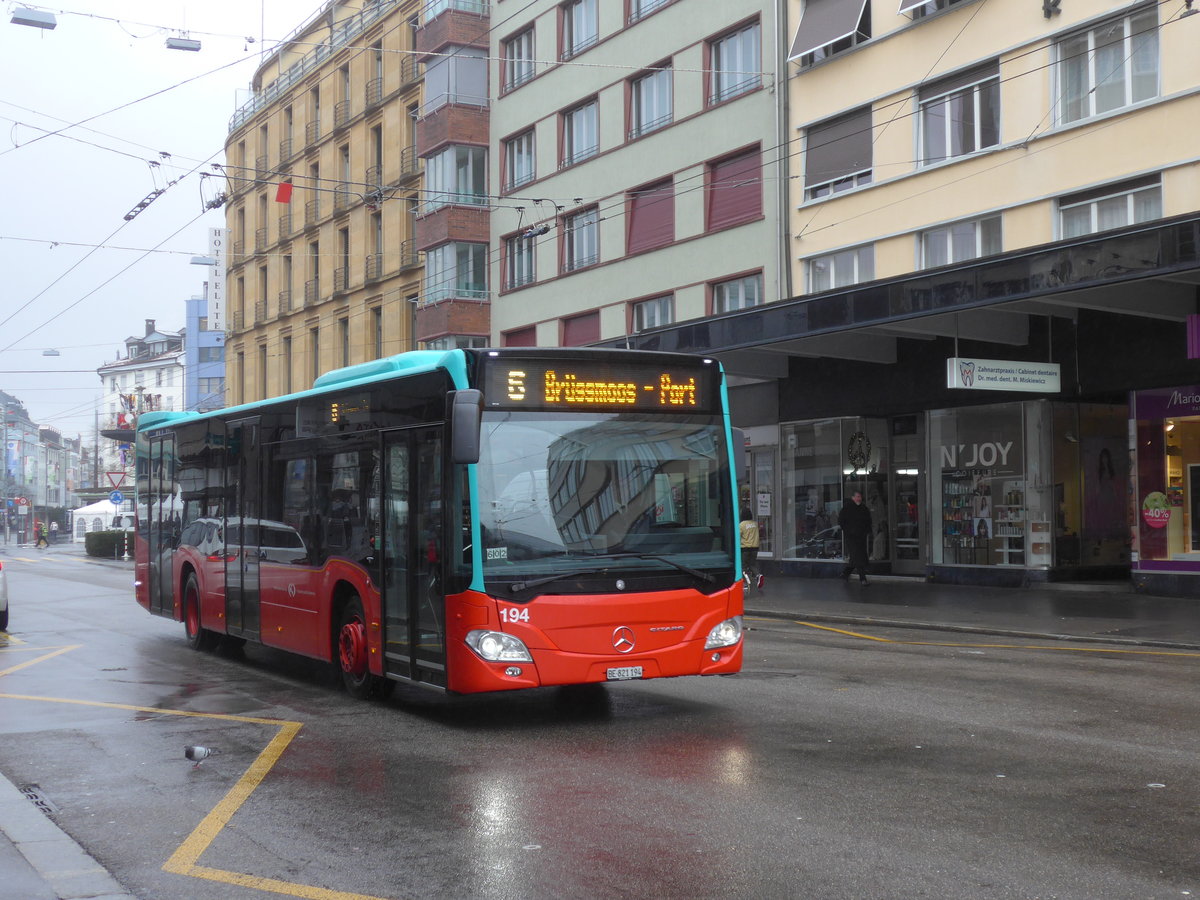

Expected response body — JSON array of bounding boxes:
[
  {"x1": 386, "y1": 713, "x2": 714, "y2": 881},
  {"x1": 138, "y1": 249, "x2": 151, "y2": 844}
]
[
  {"x1": 787, "y1": 619, "x2": 1200, "y2": 657},
  {"x1": 0, "y1": 645, "x2": 79, "y2": 676},
  {"x1": 1, "y1": 652, "x2": 395, "y2": 899}
]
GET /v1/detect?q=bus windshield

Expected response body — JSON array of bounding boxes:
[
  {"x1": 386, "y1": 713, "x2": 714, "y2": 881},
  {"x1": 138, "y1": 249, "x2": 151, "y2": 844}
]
[{"x1": 475, "y1": 410, "x2": 734, "y2": 588}]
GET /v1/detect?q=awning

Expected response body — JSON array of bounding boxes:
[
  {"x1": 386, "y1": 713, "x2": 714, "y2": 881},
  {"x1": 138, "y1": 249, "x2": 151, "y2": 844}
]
[
  {"x1": 897, "y1": 0, "x2": 929, "y2": 13},
  {"x1": 788, "y1": 0, "x2": 870, "y2": 61}
]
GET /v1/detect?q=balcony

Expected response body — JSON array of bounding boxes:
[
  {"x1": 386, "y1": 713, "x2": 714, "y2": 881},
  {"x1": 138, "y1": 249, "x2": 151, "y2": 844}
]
[
  {"x1": 304, "y1": 279, "x2": 319, "y2": 306},
  {"x1": 279, "y1": 213, "x2": 293, "y2": 236},
  {"x1": 306, "y1": 121, "x2": 321, "y2": 144},
  {"x1": 278, "y1": 289, "x2": 292, "y2": 314},
  {"x1": 334, "y1": 267, "x2": 349, "y2": 294},
  {"x1": 365, "y1": 77, "x2": 383, "y2": 108},
  {"x1": 365, "y1": 163, "x2": 382, "y2": 187},
  {"x1": 399, "y1": 146, "x2": 421, "y2": 181},
  {"x1": 232, "y1": 311, "x2": 245, "y2": 331},
  {"x1": 334, "y1": 100, "x2": 351, "y2": 130},
  {"x1": 255, "y1": 155, "x2": 269, "y2": 179},
  {"x1": 334, "y1": 187, "x2": 353, "y2": 213},
  {"x1": 255, "y1": 227, "x2": 267, "y2": 253},
  {"x1": 254, "y1": 299, "x2": 267, "y2": 322},
  {"x1": 401, "y1": 56, "x2": 421, "y2": 87},
  {"x1": 365, "y1": 254, "x2": 383, "y2": 283},
  {"x1": 231, "y1": 239, "x2": 245, "y2": 261},
  {"x1": 305, "y1": 199, "x2": 321, "y2": 228},
  {"x1": 279, "y1": 138, "x2": 294, "y2": 162},
  {"x1": 400, "y1": 239, "x2": 419, "y2": 270}
]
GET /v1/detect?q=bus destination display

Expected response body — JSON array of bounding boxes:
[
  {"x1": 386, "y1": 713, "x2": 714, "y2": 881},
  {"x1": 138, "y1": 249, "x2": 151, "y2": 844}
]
[{"x1": 482, "y1": 359, "x2": 715, "y2": 412}]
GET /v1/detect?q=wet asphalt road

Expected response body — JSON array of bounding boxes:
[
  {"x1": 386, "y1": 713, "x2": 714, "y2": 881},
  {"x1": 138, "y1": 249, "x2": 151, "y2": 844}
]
[{"x1": 1, "y1": 550, "x2": 1198, "y2": 900}]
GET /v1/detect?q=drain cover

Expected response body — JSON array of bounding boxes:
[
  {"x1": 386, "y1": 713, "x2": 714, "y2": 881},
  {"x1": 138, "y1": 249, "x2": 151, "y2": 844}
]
[{"x1": 20, "y1": 784, "x2": 60, "y2": 816}]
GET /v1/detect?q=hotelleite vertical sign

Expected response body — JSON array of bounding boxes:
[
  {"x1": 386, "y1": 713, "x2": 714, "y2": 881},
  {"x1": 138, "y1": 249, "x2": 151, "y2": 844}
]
[{"x1": 208, "y1": 227, "x2": 228, "y2": 332}]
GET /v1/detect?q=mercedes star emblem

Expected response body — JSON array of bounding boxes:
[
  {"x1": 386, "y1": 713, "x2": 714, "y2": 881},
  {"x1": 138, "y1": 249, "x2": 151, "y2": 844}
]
[{"x1": 612, "y1": 626, "x2": 636, "y2": 653}]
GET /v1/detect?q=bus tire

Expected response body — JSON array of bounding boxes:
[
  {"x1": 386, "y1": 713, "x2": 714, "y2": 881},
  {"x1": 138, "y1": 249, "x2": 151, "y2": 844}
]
[
  {"x1": 183, "y1": 573, "x2": 218, "y2": 652},
  {"x1": 337, "y1": 595, "x2": 393, "y2": 700}
]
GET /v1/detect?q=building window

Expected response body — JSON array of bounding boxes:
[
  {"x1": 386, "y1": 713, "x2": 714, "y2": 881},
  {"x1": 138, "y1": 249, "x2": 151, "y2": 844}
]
[
  {"x1": 562, "y1": 207, "x2": 599, "y2": 272},
  {"x1": 424, "y1": 145, "x2": 487, "y2": 211},
  {"x1": 1057, "y1": 6, "x2": 1157, "y2": 125},
  {"x1": 709, "y1": 22, "x2": 760, "y2": 105},
  {"x1": 425, "y1": 243, "x2": 488, "y2": 303},
  {"x1": 919, "y1": 62, "x2": 999, "y2": 166},
  {"x1": 562, "y1": 310, "x2": 599, "y2": 346},
  {"x1": 198, "y1": 347, "x2": 224, "y2": 363},
  {"x1": 707, "y1": 147, "x2": 762, "y2": 231},
  {"x1": 339, "y1": 316, "x2": 350, "y2": 367},
  {"x1": 808, "y1": 245, "x2": 874, "y2": 292},
  {"x1": 199, "y1": 377, "x2": 224, "y2": 397},
  {"x1": 713, "y1": 273, "x2": 763, "y2": 313},
  {"x1": 505, "y1": 233, "x2": 536, "y2": 289},
  {"x1": 282, "y1": 336, "x2": 292, "y2": 393},
  {"x1": 504, "y1": 326, "x2": 537, "y2": 347},
  {"x1": 630, "y1": 65, "x2": 672, "y2": 139},
  {"x1": 504, "y1": 130, "x2": 535, "y2": 192},
  {"x1": 804, "y1": 106, "x2": 872, "y2": 200},
  {"x1": 902, "y1": 0, "x2": 971, "y2": 19},
  {"x1": 632, "y1": 295, "x2": 674, "y2": 332},
  {"x1": 626, "y1": 179, "x2": 674, "y2": 255},
  {"x1": 629, "y1": 0, "x2": 671, "y2": 23},
  {"x1": 561, "y1": 0, "x2": 597, "y2": 59},
  {"x1": 790, "y1": 0, "x2": 871, "y2": 68},
  {"x1": 259, "y1": 346, "x2": 268, "y2": 398},
  {"x1": 372, "y1": 307, "x2": 383, "y2": 359},
  {"x1": 562, "y1": 99, "x2": 598, "y2": 167},
  {"x1": 503, "y1": 27, "x2": 535, "y2": 91},
  {"x1": 920, "y1": 216, "x2": 1002, "y2": 268},
  {"x1": 1058, "y1": 176, "x2": 1162, "y2": 239},
  {"x1": 310, "y1": 327, "x2": 320, "y2": 382},
  {"x1": 425, "y1": 335, "x2": 488, "y2": 351}
]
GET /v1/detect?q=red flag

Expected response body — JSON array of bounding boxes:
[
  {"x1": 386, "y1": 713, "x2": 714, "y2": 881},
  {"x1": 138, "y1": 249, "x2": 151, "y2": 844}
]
[{"x1": 275, "y1": 180, "x2": 293, "y2": 203}]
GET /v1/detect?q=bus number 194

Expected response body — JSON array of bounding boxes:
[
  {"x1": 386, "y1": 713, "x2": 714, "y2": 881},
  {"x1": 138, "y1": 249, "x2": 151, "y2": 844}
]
[{"x1": 500, "y1": 607, "x2": 530, "y2": 624}]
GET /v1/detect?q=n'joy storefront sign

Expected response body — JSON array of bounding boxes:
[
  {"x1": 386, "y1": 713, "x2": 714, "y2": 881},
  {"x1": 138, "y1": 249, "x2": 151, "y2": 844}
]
[{"x1": 947, "y1": 358, "x2": 1061, "y2": 393}]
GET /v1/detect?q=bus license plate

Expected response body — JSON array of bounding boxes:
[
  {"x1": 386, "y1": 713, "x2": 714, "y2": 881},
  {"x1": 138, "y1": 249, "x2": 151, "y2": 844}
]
[{"x1": 606, "y1": 666, "x2": 643, "y2": 681}]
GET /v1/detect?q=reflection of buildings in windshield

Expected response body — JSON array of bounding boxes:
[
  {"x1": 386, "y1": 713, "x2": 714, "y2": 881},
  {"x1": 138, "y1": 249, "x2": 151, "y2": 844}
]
[{"x1": 545, "y1": 421, "x2": 720, "y2": 554}]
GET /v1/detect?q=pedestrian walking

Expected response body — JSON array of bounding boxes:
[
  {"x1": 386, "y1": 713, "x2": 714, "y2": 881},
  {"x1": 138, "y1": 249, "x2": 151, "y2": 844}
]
[
  {"x1": 838, "y1": 491, "x2": 872, "y2": 585},
  {"x1": 739, "y1": 508, "x2": 763, "y2": 592},
  {"x1": 49, "y1": 520, "x2": 59, "y2": 544},
  {"x1": 35, "y1": 522, "x2": 49, "y2": 549}
]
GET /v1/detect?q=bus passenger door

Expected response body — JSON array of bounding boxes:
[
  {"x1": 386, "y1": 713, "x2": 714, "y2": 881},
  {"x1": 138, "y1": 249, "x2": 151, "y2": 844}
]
[
  {"x1": 146, "y1": 435, "x2": 175, "y2": 616},
  {"x1": 225, "y1": 417, "x2": 262, "y2": 639},
  {"x1": 381, "y1": 428, "x2": 447, "y2": 686}
]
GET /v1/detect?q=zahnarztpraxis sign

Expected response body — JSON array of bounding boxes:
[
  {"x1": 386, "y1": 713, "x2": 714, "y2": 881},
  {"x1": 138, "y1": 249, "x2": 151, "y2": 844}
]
[{"x1": 946, "y1": 357, "x2": 1061, "y2": 393}]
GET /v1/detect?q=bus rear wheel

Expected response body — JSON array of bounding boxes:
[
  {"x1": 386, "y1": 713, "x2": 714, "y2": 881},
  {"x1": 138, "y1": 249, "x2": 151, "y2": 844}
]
[
  {"x1": 183, "y1": 574, "x2": 218, "y2": 652},
  {"x1": 337, "y1": 596, "x2": 393, "y2": 701}
]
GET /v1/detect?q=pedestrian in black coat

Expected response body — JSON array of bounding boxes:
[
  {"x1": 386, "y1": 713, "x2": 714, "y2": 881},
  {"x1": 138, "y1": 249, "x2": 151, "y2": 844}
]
[{"x1": 838, "y1": 491, "x2": 872, "y2": 584}]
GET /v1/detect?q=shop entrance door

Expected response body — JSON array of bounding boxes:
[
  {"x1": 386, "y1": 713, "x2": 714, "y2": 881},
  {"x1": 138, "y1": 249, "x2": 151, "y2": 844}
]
[
  {"x1": 750, "y1": 448, "x2": 775, "y2": 558},
  {"x1": 890, "y1": 427, "x2": 924, "y2": 574}
]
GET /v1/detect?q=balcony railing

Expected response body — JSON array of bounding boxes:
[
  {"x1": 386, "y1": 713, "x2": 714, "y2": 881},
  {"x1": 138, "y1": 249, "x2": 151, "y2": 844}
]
[
  {"x1": 255, "y1": 155, "x2": 269, "y2": 179},
  {"x1": 279, "y1": 138, "x2": 294, "y2": 161},
  {"x1": 334, "y1": 266, "x2": 348, "y2": 293},
  {"x1": 229, "y1": 0, "x2": 402, "y2": 132},
  {"x1": 366, "y1": 77, "x2": 383, "y2": 108},
  {"x1": 365, "y1": 164, "x2": 382, "y2": 187},
  {"x1": 334, "y1": 100, "x2": 351, "y2": 129},
  {"x1": 304, "y1": 279, "x2": 319, "y2": 306},
  {"x1": 400, "y1": 146, "x2": 421, "y2": 180},
  {"x1": 306, "y1": 121, "x2": 321, "y2": 144},
  {"x1": 334, "y1": 188, "x2": 353, "y2": 213},
  {"x1": 231, "y1": 239, "x2": 245, "y2": 260},
  {"x1": 232, "y1": 311, "x2": 245, "y2": 331},
  {"x1": 305, "y1": 199, "x2": 321, "y2": 227},
  {"x1": 255, "y1": 228, "x2": 267, "y2": 253},
  {"x1": 279, "y1": 213, "x2": 293, "y2": 236},
  {"x1": 401, "y1": 56, "x2": 421, "y2": 86},
  {"x1": 254, "y1": 299, "x2": 267, "y2": 322},
  {"x1": 400, "y1": 239, "x2": 419, "y2": 269},
  {"x1": 278, "y1": 289, "x2": 292, "y2": 314}
]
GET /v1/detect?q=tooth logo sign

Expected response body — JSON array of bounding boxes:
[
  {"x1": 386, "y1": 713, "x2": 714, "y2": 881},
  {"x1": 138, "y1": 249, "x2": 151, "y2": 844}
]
[{"x1": 959, "y1": 360, "x2": 975, "y2": 387}]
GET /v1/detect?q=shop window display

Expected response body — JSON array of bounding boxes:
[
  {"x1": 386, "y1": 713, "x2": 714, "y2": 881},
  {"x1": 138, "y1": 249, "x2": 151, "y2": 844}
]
[{"x1": 1131, "y1": 387, "x2": 1200, "y2": 571}]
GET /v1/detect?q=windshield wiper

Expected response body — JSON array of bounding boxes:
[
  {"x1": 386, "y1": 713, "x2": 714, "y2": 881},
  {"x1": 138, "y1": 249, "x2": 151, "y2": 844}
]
[
  {"x1": 508, "y1": 568, "x2": 613, "y2": 593},
  {"x1": 576, "y1": 552, "x2": 716, "y2": 584}
]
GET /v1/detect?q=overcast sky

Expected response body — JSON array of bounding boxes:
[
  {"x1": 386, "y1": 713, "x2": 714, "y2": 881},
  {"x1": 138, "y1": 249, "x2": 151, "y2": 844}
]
[{"x1": 0, "y1": 1, "x2": 318, "y2": 434}]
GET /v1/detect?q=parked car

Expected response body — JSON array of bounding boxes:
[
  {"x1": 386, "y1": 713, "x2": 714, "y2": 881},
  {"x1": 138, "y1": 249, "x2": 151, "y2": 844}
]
[
  {"x1": 784, "y1": 526, "x2": 843, "y2": 560},
  {"x1": 0, "y1": 559, "x2": 9, "y2": 631}
]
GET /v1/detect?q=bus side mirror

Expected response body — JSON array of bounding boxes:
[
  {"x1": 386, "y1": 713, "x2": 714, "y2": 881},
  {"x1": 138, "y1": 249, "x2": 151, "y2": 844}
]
[
  {"x1": 731, "y1": 428, "x2": 746, "y2": 480},
  {"x1": 450, "y1": 389, "x2": 483, "y2": 465}
]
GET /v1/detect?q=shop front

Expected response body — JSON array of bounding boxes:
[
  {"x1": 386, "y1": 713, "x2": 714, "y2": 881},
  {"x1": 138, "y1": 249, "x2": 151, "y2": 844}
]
[{"x1": 1131, "y1": 386, "x2": 1200, "y2": 596}]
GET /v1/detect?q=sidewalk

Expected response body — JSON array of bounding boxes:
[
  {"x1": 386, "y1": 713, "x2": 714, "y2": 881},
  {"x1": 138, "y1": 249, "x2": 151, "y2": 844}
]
[{"x1": 745, "y1": 573, "x2": 1200, "y2": 650}]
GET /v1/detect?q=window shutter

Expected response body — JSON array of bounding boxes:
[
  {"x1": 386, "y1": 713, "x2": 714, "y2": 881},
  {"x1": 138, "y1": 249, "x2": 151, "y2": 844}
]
[
  {"x1": 562, "y1": 311, "x2": 600, "y2": 346},
  {"x1": 708, "y1": 148, "x2": 762, "y2": 231},
  {"x1": 627, "y1": 180, "x2": 675, "y2": 254}
]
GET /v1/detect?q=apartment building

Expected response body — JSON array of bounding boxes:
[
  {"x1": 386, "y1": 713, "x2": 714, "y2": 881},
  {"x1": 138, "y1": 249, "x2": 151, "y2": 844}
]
[
  {"x1": 486, "y1": 0, "x2": 787, "y2": 350},
  {"x1": 613, "y1": 0, "x2": 1200, "y2": 592},
  {"x1": 223, "y1": 0, "x2": 425, "y2": 404}
]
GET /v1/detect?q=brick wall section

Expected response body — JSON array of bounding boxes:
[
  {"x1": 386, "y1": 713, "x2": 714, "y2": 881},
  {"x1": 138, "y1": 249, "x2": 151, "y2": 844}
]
[
  {"x1": 415, "y1": 11, "x2": 490, "y2": 60},
  {"x1": 416, "y1": 298, "x2": 490, "y2": 342},
  {"x1": 415, "y1": 205, "x2": 490, "y2": 252},
  {"x1": 416, "y1": 104, "x2": 489, "y2": 157}
]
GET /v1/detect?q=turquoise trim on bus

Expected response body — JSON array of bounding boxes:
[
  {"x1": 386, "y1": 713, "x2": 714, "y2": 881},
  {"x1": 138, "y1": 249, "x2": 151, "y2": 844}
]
[{"x1": 136, "y1": 349, "x2": 470, "y2": 435}]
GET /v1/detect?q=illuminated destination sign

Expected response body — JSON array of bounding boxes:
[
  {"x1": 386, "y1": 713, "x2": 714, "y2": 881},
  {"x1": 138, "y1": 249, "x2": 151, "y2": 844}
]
[{"x1": 482, "y1": 359, "x2": 716, "y2": 412}]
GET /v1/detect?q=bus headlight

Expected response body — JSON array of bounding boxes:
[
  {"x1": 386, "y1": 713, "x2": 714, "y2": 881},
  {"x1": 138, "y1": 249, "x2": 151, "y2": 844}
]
[
  {"x1": 466, "y1": 630, "x2": 533, "y2": 663},
  {"x1": 704, "y1": 616, "x2": 743, "y2": 650}
]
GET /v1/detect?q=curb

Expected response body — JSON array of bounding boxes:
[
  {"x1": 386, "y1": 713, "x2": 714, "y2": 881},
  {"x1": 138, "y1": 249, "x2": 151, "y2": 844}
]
[
  {"x1": 0, "y1": 774, "x2": 135, "y2": 900},
  {"x1": 744, "y1": 608, "x2": 1200, "y2": 653}
]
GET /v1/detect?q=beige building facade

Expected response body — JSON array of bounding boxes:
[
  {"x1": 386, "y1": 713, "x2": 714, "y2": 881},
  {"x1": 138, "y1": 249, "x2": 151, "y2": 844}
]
[{"x1": 223, "y1": 0, "x2": 425, "y2": 405}]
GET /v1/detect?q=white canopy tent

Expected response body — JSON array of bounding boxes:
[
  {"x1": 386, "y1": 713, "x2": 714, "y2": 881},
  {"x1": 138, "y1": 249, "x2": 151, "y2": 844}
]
[{"x1": 70, "y1": 498, "x2": 133, "y2": 541}]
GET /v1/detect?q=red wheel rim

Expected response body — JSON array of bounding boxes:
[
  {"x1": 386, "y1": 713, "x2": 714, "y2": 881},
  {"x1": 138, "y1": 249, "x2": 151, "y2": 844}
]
[{"x1": 339, "y1": 617, "x2": 368, "y2": 677}]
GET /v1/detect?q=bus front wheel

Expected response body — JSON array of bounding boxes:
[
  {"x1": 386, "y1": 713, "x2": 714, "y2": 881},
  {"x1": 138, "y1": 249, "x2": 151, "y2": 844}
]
[
  {"x1": 337, "y1": 596, "x2": 393, "y2": 701},
  {"x1": 183, "y1": 574, "x2": 218, "y2": 652}
]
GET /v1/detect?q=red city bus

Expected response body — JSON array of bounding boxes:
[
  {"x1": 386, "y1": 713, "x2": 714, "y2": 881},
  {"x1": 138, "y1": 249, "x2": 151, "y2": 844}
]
[{"x1": 134, "y1": 348, "x2": 744, "y2": 698}]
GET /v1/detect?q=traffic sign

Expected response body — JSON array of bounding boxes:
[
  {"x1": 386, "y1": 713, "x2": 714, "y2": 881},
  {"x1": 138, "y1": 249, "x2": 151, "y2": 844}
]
[
  {"x1": 107, "y1": 472, "x2": 127, "y2": 489},
  {"x1": 109, "y1": 490, "x2": 124, "y2": 505}
]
